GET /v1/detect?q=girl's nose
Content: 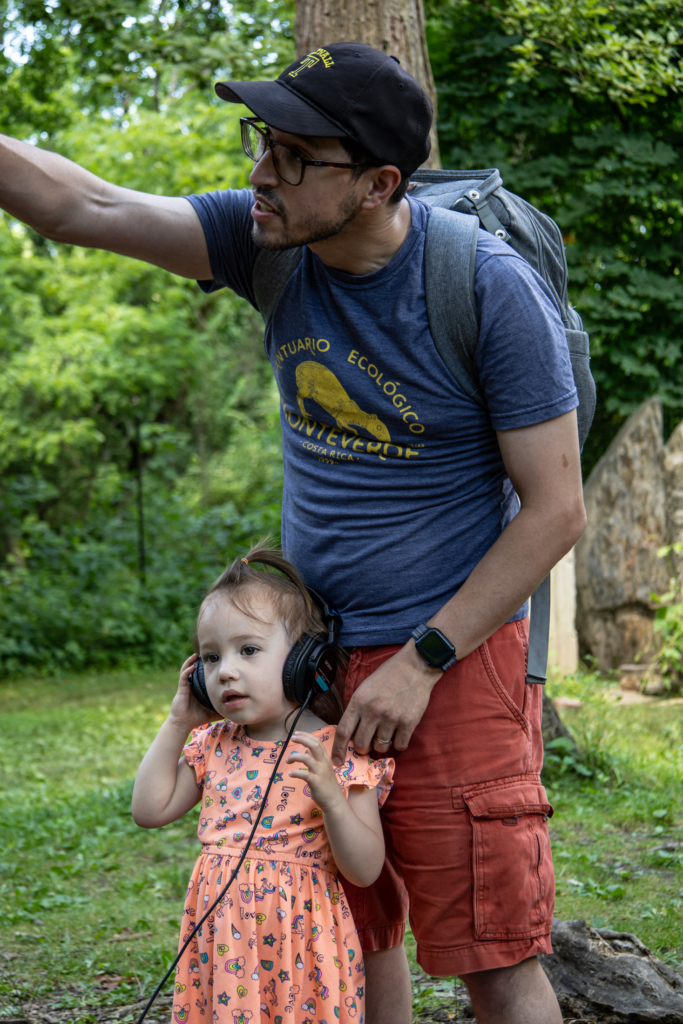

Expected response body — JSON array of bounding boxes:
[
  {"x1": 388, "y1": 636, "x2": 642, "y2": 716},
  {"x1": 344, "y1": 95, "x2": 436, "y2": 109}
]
[{"x1": 218, "y1": 658, "x2": 239, "y2": 681}]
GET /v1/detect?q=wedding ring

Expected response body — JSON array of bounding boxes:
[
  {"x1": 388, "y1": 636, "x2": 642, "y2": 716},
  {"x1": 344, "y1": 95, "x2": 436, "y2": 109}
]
[{"x1": 375, "y1": 737, "x2": 391, "y2": 745}]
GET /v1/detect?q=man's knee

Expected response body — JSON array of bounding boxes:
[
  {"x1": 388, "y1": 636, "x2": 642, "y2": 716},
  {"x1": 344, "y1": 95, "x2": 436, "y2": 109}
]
[
  {"x1": 460, "y1": 955, "x2": 543, "y2": 998},
  {"x1": 364, "y1": 943, "x2": 407, "y2": 968},
  {"x1": 459, "y1": 956, "x2": 561, "y2": 1023}
]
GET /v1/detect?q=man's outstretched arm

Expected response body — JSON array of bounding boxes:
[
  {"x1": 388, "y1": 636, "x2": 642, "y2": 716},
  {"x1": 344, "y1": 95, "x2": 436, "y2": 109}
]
[
  {"x1": 0, "y1": 134, "x2": 211, "y2": 279},
  {"x1": 331, "y1": 408, "x2": 587, "y2": 763}
]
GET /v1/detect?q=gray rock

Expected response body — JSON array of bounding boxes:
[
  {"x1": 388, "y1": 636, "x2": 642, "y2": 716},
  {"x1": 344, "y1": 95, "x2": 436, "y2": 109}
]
[
  {"x1": 576, "y1": 397, "x2": 669, "y2": 669},
  {"x1": 540, "y1": 919, "x2": 683, "y2": 1023},
  {"x1": 663, "y1": 419, "x2": 683, "y2": 581}
]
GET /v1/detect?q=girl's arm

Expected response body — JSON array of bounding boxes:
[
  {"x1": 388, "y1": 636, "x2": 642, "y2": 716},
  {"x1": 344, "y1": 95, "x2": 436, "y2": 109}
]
[
  {"x1": 286, "y1": 733, "x2": 385, "y2": 887},
  {"x1": 132, "y1": 654, "x2": 217, "y2": 828}
]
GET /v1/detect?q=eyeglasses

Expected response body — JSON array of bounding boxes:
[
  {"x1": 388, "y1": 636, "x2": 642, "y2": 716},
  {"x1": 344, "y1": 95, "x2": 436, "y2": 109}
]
[{"x1": 240, "y1": 117, "x2": 372, "y2": 186}]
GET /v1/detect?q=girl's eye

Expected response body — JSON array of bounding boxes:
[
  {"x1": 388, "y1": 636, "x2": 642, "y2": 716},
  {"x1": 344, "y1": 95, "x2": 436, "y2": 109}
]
[
  {"x1": 204, "y1": 654, "x2": 219, "y2": 663},
  {"x1": 241, "y1": 645, "x2": 259, "y2": 657}
]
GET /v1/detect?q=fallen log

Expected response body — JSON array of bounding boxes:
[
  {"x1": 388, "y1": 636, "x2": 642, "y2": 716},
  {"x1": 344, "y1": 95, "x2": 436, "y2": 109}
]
[{"x1": 540, "y1": 919, "x2": 683, "y2": 1023}]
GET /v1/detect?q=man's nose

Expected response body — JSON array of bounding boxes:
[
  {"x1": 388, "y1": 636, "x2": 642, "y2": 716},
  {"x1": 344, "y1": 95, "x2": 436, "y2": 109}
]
[{"x1": 249, "y1": 148, "x2": 279, "y2": 189}]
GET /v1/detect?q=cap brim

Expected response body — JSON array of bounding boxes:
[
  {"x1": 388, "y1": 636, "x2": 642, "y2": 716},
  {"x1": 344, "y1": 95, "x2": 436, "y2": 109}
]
[{"x1": 214, "y1": 80, "x2": 347, "y2": 137}]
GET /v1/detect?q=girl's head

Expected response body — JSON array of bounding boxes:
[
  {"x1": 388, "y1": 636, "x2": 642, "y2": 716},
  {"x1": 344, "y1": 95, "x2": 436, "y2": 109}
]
[{"x1": 194, "y1": 543, "x2": 342, "y2": 728}]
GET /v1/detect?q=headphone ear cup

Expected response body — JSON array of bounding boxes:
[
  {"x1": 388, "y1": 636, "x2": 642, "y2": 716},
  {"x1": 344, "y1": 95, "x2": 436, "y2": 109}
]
[
  {"x1": 283, "y1": 635, "x2": 340, "y2": 705},
  {"x1": 189, "y1": 658, "x2": 215, "y2": 713},
  {"x1": 282, "y1": 636, "x2": 313, "y2": 705}
]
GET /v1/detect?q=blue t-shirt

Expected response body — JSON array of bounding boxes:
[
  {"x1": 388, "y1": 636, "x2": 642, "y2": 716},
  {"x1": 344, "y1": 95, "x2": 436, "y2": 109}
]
[{"x1": 186, "y1": 189, "x2": 578, "y2": 646}]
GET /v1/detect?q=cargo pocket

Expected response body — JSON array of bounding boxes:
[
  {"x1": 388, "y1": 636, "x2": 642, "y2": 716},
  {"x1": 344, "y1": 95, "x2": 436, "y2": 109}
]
[{"x1": 463, "y1": 777, "x2": 555, "y2": 941}]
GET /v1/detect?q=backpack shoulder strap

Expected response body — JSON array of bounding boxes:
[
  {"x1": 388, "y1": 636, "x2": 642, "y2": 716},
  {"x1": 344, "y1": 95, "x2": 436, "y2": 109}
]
[
  {"x1": 527, "y1": 573, "x2": 551, "y2": 684},
  {"x1": 252, "y1": 246, "x2": 303, "y2": 325},
  {"x1": 424, "y1": 206, "x2": 549, "y2": 685},
  {"x1": 423, "y1": 207, "x2": 484, "y2": 407}
]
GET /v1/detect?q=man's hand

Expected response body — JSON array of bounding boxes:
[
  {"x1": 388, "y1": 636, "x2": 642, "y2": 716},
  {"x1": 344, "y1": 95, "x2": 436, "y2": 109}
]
[{"x1": 331, "y1": 644, "x2": 441, "y2": 764}]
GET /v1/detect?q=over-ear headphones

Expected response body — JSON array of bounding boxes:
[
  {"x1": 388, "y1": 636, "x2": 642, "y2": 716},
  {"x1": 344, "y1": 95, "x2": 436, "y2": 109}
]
[
  {"x1": 188, "y1": 586, "x2": 342, "y2": 713},
  {"x1": 282, "y1": 588, "x2": 342, "y2": 704}
]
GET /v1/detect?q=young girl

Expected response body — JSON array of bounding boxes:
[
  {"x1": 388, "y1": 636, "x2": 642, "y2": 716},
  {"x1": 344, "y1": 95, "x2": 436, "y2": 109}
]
[{"x1": 132, "y1": 546, "x2": 393, "y2": 1024}]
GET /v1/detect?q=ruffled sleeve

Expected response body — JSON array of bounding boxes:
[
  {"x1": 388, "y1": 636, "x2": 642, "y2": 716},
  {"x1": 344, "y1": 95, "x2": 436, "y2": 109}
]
[
  {"x1": 183, "y1": 722, "x2": 220, "y2": 788},
  {"x1": 334, "y1": 743, "x2": 394, "y2": 808}
]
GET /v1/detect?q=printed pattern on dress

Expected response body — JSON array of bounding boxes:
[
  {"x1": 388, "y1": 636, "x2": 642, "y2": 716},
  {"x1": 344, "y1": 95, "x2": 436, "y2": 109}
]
[{"x1": 174, "y1": 721, "x2": 393, "y2": 1024}]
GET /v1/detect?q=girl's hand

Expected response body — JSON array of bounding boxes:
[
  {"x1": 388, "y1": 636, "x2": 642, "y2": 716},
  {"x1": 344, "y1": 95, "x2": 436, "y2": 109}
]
[
  {"x1": 168, "y1": 654, "x2": 221, "y2": 731},
  {"x1": 285, "y1": 732, "x2": 345, "y2": 813}
]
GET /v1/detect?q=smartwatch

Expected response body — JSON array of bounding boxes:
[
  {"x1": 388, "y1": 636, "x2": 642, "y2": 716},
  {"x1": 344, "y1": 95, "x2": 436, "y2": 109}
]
[{"x1": 411, "y1": 623, "x2": 457, "y2": 671}]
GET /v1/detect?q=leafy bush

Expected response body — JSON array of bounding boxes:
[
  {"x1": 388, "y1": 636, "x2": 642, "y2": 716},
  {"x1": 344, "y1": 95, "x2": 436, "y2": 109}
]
[
  {"x1": 0, "y1": 489, "x2": 282, "y2": 676},
  {"x1": 0, "y1": 7, "x2": 292, "y2": 676},
  {"x1": 427, "y1": 0, "x2": 683, "y2": 472}
]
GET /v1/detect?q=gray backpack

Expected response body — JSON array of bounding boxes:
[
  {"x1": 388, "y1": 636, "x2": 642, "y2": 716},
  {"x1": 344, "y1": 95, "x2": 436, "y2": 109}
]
[{"x1": 251, "y1": 166, "x2": 597, "y2": 685}]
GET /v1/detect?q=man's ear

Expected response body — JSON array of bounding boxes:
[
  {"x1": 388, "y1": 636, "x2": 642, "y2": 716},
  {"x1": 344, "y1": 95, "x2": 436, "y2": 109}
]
[{"x1": 360, "y1": 165, "x2": 403, "y2": 210}]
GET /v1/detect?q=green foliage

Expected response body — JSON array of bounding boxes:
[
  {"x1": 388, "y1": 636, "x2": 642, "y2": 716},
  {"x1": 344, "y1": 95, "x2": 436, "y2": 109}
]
[
  {"x1": 427, "y1": 0, "x2": 683, "y2": 471},
  {"x1": 0, "y1": 0, "x2": 295, "y2": 118},
  {"x1": 486, "y1": 0, "x2": 683, "y2": 104},
  {"x1": 0, "y1": 7, "x2": 294, "y2": 676},
  {"x1": 543, "y1": 735, "x2": 594, "y2": 778},
  {"x1": 643, "y1": 542, "x2": 683, "y2": 687}
]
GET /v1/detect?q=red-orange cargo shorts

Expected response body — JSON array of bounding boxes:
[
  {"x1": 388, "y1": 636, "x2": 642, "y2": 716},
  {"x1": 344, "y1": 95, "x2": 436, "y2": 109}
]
[{"x1": 340, "y1": 619, "x2": 555, "y2": 977}]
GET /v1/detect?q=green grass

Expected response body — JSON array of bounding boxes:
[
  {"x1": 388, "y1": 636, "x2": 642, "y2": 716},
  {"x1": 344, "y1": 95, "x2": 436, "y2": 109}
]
[
  {"x1": 1, "y1": 667, "x2": 682, "y2": 1022},
  {"x1": 542, "y1": 670, "x2": 683, "y2": 968}
]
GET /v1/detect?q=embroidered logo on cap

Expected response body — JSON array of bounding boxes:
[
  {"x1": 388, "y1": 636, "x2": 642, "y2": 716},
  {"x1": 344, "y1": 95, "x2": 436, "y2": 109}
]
[{"x1": 288, "y1": 48, "x2": 335, "y2": 78}]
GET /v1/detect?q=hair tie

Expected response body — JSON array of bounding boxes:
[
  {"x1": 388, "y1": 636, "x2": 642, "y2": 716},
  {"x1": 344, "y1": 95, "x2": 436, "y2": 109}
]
[{"x1": 241, "y1": 557, "x2": 249, "y2": 565}]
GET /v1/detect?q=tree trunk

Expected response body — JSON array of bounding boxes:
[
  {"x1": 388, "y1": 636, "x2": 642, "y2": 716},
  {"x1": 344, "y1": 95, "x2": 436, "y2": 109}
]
[{"x1": 295, "y1": 0, "x2": 441, "y2": 168}]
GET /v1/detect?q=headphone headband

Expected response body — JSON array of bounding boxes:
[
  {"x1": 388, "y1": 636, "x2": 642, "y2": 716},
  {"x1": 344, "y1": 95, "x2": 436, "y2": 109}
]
[{"x1": 304, "y1": 586, "x2": 342, "y2": 644}]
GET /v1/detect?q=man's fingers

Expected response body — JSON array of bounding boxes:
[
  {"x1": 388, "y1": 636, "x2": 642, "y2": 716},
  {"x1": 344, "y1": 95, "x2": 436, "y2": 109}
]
[
  {"x1": 331, "y1": 706, "x2": 361, "y2": 765},
  {"x1": 393, "y1": 719, "x2": 416, "y2": 751},
  {"x1": 372, "y1": 728, "x2": 395, "y2": 753},
  {"x1": 354, "y1": 716, "x2": 392, "y2": 755}
]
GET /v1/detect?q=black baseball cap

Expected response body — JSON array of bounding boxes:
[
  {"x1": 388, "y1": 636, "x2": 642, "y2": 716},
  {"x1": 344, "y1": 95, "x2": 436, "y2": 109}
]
[{"x1": 214, "y1": 42, "x2": 432, "y2": 176}]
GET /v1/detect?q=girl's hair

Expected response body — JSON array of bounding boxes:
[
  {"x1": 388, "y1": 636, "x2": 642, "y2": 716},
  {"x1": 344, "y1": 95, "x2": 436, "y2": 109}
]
[{"x1": 194, "y1": 540, "x2": 344, "y2": 724}]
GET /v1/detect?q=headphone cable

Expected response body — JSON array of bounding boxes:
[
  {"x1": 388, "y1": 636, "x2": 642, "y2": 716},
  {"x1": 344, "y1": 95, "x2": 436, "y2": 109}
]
[{"x1": 136, "y1": 692, "x2": 313, "y2": 1024}]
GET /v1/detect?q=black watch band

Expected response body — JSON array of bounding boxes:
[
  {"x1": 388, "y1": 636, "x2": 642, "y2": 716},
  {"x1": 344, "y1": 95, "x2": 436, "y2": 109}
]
[{"x1": 411, "y1": 623, "x2": 457, "y2": 671}]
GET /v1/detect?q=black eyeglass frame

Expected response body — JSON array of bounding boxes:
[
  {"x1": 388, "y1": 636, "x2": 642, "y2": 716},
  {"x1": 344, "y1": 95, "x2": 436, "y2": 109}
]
[{"x1": 240, "y1": 117, "x2": 373, "y2": 186}]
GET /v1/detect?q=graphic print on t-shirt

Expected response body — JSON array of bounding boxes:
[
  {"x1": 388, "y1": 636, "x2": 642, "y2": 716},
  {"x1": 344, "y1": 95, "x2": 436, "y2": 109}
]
[
  {"x1": 273, "y1": 337, "x2": 426, "y2": 466},
  {"x1": 297, "y1": 361, "x2": 390, "y2": 441}
]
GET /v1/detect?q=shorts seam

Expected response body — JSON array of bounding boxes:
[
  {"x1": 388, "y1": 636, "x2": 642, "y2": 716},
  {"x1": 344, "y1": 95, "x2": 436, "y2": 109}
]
[
  {"x1": 418, "y1": 931, "x2": 553, "y2": 952},
  {"x1": 515, "y1": 619, "x2": 529, "y2": 674},
  {"x1": 457, "y1": 771, "x2": 542, "y2": 796}
]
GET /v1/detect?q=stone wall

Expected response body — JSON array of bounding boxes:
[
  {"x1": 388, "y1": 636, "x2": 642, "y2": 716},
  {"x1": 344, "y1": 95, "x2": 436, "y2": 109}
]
[{"x1": 576, "y1": 397, "x2": 672, "y2": 669}]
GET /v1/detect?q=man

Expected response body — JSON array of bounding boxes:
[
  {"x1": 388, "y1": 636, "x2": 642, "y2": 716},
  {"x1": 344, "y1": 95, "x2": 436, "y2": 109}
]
[{"x1": 0, "y1": 43, "x2": 585, "y2": 1024}]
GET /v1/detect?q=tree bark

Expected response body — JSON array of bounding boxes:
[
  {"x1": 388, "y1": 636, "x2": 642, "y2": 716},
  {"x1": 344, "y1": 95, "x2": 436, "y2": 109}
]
[{"x1": 294, "y1": 0, "x2": 441, "y2": 168}]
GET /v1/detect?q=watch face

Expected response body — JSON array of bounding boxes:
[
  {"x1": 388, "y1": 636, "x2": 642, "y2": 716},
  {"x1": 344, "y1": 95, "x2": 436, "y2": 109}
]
[{"x1": 417, "y1": 628, "x2": 454, "y2": 667}]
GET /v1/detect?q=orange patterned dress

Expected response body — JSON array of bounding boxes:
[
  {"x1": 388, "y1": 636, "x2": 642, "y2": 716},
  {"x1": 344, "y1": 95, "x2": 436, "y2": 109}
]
[{"x1": 175, "y1": 720, "x2": 393, "y2": 1024}]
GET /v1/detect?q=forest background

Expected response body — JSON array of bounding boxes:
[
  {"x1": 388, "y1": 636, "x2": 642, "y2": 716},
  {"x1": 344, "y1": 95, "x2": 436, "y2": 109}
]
[{"x1": 1, "y1": 0, "x2": 683, "y2": 675}]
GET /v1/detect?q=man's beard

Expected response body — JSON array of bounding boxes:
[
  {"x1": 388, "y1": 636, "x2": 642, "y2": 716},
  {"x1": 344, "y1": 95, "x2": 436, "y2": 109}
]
[{"x1": 251, "y1": 187, "x2": 361, "y2": 250}]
